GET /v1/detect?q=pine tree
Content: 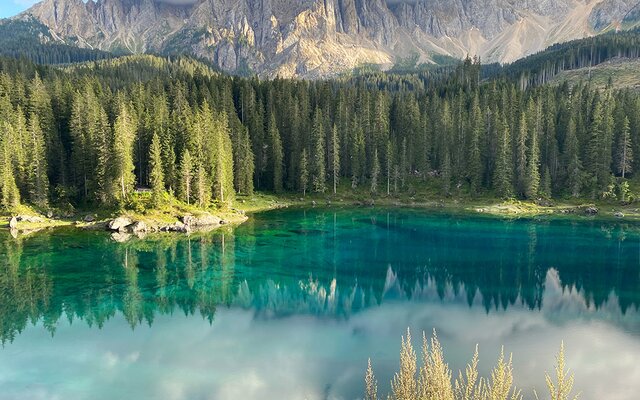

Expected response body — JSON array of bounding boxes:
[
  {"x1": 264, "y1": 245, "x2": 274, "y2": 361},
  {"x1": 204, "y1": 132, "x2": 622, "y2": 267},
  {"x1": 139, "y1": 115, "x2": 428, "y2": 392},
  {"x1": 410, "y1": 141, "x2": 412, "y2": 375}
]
[
  {"x1": 179, "y1": 149, "x2": 193, "y2": 204},
  {"x1": 0, "y1": 123, "x2": 20, "y2": 209},
  {"x1": 299, "y1": 148, "x2": 309, "y2": 197},
  {"x1": 27, "y1": 115, "x2": 49, "y2": 207},
  {"x1": 195, "y1": 165, "x2": 210, "y2": 207},
  {"x1": 267, "y1": 113, "x2": 283, "y2": 193},
  {"x1": 149, "y1": 132, "x2": 165, "y2": 206},
  {"x1": 331, "y1": 124, "x2": 340, "y2": 195},
  {"x1": 564, "y1": 116, "x2": 582, "y2": 197},
  {"x1": 616, "y1": 116, "x2": 633, "y2": 179},
  {"x1": 371, "y1": 148, "x2": 380, "y2": 194},
  {"x1": 467, "y1": 96, "x2": 483, "y2": 194},
  {"x1": 234, "y1": 127, "x2": 255, "y2": 195},
  {"x1": 515, "y1": 113, "x2": 528, "y2": 197},
  {"x1": 525, "y1": 118, "x2": 540, "y2": 199},
  {"x1": 311, "y1": 108, "x2": 326, "y2": 193},
  {"x1": 493, "y1": 115, "x2": 513, "y2": 198},
  {"x1": 112, "y1": 102, "x2": 137, "y2": 204}
]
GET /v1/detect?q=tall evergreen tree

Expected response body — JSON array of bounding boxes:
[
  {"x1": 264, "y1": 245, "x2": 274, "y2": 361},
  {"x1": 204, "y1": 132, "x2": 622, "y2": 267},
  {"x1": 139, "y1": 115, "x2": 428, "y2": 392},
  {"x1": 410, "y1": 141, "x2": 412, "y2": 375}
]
[
  {"x1": 299, "y1": 148, "x2": 309, "y2": 197},
  {"x1": 331, "y1": 124, "x2": 340, "y2": 195},
  {"x1": 564, "y1": 116, "x2": 582, "y2": 197},
  {"x1": 112, "y1": 102, "x2": 137, "y2": 204},
  {"x1": 311, "y1": 108, "x2": 326, "y2": 193},
  {"x1": 616, "y1": 116, "x2": 633, "y2": 179},
  {"x1": 179, "y1": 149, "x2": 193, "y2": 204},
  {"x1": 27, "y1": 115, "x2": 49, "y2": 207},
  {"x1": 493, "y1": 115, "x2": 513, "y2": 198},
  {"x1": 149, "y1": 132, "x2": 165, "y2": 206},
  {"x1": 267, "y1": 113, "x2": 283, "y2": 193}
]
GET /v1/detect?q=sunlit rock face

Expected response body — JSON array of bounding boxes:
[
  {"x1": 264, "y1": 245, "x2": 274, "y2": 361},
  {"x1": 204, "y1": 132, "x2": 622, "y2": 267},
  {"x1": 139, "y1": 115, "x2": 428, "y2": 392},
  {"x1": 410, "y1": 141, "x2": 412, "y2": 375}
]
[{"x1": 16, "y1": 0, "x2": 639, "y2": 77}]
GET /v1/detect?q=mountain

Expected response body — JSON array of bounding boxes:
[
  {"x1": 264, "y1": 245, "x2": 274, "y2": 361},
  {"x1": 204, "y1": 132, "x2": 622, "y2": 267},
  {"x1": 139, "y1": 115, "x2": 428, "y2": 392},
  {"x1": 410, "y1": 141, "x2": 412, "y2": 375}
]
[{"x1": 11, "y1": 0, "x2": 640, "y2": 77}]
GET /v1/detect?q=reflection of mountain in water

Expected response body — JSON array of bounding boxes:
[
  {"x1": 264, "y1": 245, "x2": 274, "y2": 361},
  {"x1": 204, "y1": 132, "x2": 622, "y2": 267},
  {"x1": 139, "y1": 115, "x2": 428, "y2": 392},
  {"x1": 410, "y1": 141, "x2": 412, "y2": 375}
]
[{"x1": 1, "y1": 208, "x2": 640, "y2": 343}]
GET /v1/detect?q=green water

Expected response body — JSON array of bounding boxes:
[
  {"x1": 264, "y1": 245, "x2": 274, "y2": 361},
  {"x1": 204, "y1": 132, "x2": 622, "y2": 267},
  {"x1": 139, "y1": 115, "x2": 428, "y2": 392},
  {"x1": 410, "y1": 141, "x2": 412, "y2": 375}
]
[{"x1": 0, "y1": 207, "x2": 639, "y2": 400}]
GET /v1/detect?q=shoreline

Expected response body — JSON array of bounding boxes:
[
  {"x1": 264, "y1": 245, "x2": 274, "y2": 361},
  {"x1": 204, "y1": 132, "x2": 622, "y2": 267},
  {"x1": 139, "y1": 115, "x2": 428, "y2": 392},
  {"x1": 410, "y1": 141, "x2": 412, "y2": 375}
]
[{"x1": 2, "y1": 195, "x2": 640, "y2": 239}]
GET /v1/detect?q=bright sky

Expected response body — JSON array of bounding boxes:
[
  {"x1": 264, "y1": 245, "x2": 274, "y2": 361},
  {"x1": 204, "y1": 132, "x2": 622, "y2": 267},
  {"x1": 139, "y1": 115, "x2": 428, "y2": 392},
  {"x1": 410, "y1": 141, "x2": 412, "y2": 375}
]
[{"x1": 0, "y1": 0, "x2": 39, "y2": 19}]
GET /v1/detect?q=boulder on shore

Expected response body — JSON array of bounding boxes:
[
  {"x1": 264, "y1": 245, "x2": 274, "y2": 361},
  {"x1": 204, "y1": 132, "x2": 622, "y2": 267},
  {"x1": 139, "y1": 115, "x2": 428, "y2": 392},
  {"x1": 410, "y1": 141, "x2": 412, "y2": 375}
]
[
  {"x1": 84, "y1": 215, "x2": 96, "y2": 223},
  {"x1": 584, "y1": 206, "x2": 598, "y2": 215},
  {"x1": 181, "y1": 213, "x2": 221, "y2": 227},
  {"x1": 161, "y1": 221, "x2": 191, "y2": 233},
  {"x1": 9, "y1": 217, "x2": 18, "y2": 229},
  {"x1": 17, "y1": 215, "x2": 44, "y2": 223},
  {"x1": 107, "y1": 217, "x2": 133, "y2": 232},
  {"x1": 130, "y1": 221, "x2": 148, "y2": 234},
  {"x1": 614, "y1": 211, "x2": 624, "y2": 218}
]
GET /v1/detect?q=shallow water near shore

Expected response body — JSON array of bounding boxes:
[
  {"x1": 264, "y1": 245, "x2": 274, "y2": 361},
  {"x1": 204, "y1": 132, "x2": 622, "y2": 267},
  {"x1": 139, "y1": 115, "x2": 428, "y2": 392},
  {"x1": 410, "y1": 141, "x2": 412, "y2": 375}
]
[{"x1": 1, "y1": 207, "x2": 639, "y2": 400}]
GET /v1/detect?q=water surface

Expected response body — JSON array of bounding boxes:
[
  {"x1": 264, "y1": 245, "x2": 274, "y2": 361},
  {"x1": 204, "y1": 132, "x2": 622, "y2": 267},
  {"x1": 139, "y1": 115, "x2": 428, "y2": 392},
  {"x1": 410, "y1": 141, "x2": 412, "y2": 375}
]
[{"x1": 1, "y1": 207, "x2": 639, "y2": 399}]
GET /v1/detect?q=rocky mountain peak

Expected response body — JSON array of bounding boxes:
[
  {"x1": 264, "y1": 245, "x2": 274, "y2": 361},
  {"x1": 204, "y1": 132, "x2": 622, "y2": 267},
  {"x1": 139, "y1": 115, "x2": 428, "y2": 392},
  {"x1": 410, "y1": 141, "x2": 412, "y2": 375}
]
[{"x1": 16, "y1": 0, "x2": 640, "y2": 77}]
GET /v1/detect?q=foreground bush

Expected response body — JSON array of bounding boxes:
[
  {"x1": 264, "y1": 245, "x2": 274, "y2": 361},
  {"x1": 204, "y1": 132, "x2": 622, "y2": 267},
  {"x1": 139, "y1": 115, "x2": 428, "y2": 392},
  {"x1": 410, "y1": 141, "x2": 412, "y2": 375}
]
[{"x1": 365, "y1": 329, "x2": 579, "y2": 400}]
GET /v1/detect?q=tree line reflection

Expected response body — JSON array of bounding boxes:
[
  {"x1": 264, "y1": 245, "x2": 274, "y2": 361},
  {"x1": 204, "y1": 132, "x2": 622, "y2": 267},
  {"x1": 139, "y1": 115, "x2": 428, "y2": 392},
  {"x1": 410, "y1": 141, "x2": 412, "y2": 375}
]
[{"x1": 1, "y1": 209, "x2": 639, "y2": 344}]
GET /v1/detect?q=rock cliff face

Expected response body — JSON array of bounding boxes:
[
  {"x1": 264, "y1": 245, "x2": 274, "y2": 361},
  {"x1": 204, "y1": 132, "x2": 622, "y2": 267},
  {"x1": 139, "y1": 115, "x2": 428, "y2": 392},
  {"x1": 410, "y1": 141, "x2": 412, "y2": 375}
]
[{"x1": 17, "y1": 0, "x2": 640, "y2": 77}]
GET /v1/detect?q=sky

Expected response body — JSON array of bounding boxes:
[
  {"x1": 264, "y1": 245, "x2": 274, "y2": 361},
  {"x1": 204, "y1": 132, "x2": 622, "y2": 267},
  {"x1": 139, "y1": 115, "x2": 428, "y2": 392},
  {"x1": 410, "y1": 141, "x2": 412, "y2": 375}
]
[{"x1": 0, "y1": 0, "x2": 39, "y2": 19}]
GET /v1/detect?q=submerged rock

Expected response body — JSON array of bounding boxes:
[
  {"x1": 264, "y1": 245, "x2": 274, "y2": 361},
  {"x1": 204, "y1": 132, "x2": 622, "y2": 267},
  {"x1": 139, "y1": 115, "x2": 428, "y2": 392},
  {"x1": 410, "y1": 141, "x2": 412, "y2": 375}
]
[{"x1": 110, "y1": 232, "x2": 132, "y2": 243}]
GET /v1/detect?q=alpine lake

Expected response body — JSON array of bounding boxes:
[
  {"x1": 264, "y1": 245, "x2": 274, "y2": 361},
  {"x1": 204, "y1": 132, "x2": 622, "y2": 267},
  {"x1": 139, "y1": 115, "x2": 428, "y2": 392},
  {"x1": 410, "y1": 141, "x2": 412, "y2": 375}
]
[{"x1": 1, "y1": 207, "x2": 639, "y2": 400}]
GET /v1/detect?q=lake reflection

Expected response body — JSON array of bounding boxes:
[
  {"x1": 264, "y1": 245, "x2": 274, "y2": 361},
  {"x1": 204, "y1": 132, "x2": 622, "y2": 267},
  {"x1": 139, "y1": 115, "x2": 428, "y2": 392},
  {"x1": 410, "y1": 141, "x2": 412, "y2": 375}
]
[{"x1": 0, "y1": 208, "x2": 639, "y2": 399}]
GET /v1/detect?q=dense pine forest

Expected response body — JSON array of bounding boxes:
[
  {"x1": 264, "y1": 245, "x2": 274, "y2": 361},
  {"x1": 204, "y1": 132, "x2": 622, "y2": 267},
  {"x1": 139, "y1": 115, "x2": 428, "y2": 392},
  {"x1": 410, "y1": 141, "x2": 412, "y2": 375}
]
[{"x1": 1, "y1": 44, "x2": 640, "y2": 212}]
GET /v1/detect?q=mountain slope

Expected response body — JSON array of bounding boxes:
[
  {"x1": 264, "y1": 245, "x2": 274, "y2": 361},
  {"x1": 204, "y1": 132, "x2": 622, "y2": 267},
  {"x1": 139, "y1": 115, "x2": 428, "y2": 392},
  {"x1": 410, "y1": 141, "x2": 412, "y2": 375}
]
[{"x1": 13, "y1": 0, "x2": 640, "y2": 77}]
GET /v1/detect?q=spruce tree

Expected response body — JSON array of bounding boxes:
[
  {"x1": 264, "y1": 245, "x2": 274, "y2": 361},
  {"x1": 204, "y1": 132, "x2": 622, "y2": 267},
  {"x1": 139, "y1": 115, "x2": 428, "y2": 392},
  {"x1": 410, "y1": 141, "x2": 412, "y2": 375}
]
[
  {"x1": 371, "y1": 148, "x2": 380, "y2": 194},
  {"x1": 149, "y1": 132, "x2": 165, "y2": 206},
  {"x1": 299, "y1": 148, "x2": 309, "y2": 197},
  {"x1": 616, "y1": 116, "x2": 633, "y2": 179},
  {"x1": 331, "y1": 124, "x2": 340, "y2": 195},
  {"x1": 0, "y1": 123, "x2": 20, "y2": 209},
  {"x1": 525, "y1": 118, "x2": 540, "y2": 199},
  {"x1": 564, "y1": 116, "x2": 582, "y2": 197},
  {"x1": 515, "y1": 113, "x2": 528, "y2": 197},
  {"x1": 267, "y1": 113, "x2": 283, "y2": 193},
  {"x1": 179, "y1": 149, "x2": 193, "y2": 204},
  {"x1": 493, "y1": 115, "x2": 513, "y2": 198},
  {"x1": 311, "y1": 108, "x2": 326, "y2": 193},
  {"x1": 112, "y1": 102, "x2": 137, "y2": 204},
  {"x1": 27, "y1": 115, "x2": 49, "y2": 207},
  {"x1": 467, "y1": 96, "x2": 483, "y2": 194}
]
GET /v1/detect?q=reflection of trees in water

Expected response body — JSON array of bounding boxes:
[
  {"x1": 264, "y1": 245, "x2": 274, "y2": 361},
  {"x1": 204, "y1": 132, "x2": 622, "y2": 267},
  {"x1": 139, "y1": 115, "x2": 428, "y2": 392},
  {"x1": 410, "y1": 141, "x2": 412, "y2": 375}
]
[{"x1": 1, "y1": 212, "x2": 639, "y2": 343}]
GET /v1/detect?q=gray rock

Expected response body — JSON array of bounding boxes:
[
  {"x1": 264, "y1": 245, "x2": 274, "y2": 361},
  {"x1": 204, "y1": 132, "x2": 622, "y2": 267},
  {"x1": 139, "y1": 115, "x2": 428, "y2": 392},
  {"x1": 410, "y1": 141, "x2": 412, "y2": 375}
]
[
  {"x1": 162, "y1": 221, "x2": 191, "y2": 233},
  {"x1": 182, "y1": 213, "x2": 221, "y2": 227},
  {"x1": 83, "y1": 214, "x2": 96, "y2": 222},
  {"x1": 130, "y1": 221, "x2": 148, "y2": 234},
  {"x1": 584, "y1": 206, "x2": 599, "y2": 215},
  {"x1": 107, "y1": 217, "x2": 133, "y2": 232},
  {"x1": 21, "y1": 0, "x2": 633, "y2": 79},
  {"x1": 9, "y1": 217, "x2": 18, "y2": 229},
  {"x1": 17, "y1": 215, "x2": 44, "y2": 223},
  {"x1": 614, "y1": 211, "x2": 625, "y2": 218}
]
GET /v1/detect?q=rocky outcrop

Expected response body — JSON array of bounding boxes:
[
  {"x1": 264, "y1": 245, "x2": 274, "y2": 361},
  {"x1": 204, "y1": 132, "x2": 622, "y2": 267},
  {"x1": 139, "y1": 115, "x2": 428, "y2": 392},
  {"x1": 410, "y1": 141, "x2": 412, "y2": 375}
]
[
  {"x1": 18, "y1": 0, "x2": 640, "y2": 77},
  {"x1": 107, "y1": 217, "x2": 133, "y2": 232}
]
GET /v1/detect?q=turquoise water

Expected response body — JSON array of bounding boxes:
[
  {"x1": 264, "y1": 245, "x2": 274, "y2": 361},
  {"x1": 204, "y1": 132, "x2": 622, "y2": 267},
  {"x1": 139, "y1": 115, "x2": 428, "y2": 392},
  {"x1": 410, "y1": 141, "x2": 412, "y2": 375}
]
[{"x1": 1, "y1": 207, "x2": 639, "y2": 399}]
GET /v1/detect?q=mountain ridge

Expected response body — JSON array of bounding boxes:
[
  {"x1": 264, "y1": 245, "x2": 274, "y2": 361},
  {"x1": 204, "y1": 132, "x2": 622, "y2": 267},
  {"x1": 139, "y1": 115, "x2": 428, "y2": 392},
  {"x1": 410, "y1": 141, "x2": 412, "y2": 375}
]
[{"x1": 11, "y1": 0, "x2": 640, "y2": 77}]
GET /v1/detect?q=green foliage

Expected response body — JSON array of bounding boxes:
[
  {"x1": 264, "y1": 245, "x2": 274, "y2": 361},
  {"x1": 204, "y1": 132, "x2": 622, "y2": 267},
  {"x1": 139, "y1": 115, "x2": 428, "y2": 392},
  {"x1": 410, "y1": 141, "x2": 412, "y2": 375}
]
[{"x1": 0, "y1": 51, "x2": 639, "y2": 211}]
